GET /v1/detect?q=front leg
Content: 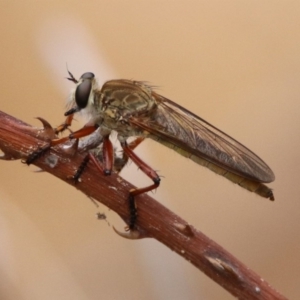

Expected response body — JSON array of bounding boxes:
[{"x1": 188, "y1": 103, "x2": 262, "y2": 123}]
[
  {"x1": 51, "y1": 124, "x2": 99, "y2": 146},
  {"x1": 25, "y1": 124, "x2": 99, "y2": 165},
  {"x1": 55, "y1": 114, "x2": 74, "y2": 134}
]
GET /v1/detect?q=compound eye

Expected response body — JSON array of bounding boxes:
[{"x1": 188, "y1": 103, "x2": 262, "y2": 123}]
[
  {"x1": 80, "y1": 72, "x2": 95, "y2": 80},
  {"x1": 75, "y1": 79, "x2": 92, "y2": 109}
]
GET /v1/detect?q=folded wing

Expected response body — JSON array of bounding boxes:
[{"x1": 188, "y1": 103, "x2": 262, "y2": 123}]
[{"x1": 130, "y1": 92, "x2": 274, "y2": 183}]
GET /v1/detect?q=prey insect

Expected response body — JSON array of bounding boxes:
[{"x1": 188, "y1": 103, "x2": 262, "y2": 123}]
[{"x1": 26, "y1": 71, "x2": 275, "y2": 230}]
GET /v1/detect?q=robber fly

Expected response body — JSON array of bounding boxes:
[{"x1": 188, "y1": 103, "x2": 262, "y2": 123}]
[{"x1": 26, "y1": 72, "x2": 275, "y2": 229}]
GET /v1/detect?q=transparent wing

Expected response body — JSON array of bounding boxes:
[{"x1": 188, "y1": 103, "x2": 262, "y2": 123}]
[{"x1": 129, "y1": 91, "x2": 275, "y2": 183}]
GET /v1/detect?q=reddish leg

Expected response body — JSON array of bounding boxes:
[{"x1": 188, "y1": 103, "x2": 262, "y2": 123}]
[
  {"x1": 71, "y1": 135, "x2": 114, "y2": 181},
  {"x1": 114, "y1": 137, "x2": 145, "y2": 173},
  {"x1": 25, "y1": 124, "x2": 99, "y2": 165},
  {"x1": 51, "y1": 125, "x2": 99, "y2": 146},
  {"x1": 121, "y1": 140, "x2": 161, "y2": 230},
  {"x1": 75, "y1": 136, "x2": 145, "y2": 178},
  {"x1": 127, "y1": 137, "x2": 145, "y2": 150},
  {"x1": 102, "y1": 135, "x2": 114, "y2": 175},
  {"x1": 121, "y1": 141, "x2": 160, "y2": 195},
  {"x1": 55, "y1": 114, "x2": 74, "y2": 134},
  {"x1": 72, "y1": 152, "x2": 104, "y2": 182},
  {"x1": 75, "y1": 137, "x2": 157, "y2": 229}
]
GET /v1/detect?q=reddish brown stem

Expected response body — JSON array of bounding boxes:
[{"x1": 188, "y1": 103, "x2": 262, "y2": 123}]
[{"x1": 0, "y1": 111, "x2": 287, "y2": 300}]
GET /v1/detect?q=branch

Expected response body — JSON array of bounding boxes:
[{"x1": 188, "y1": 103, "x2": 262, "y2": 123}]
[{"x1": 0, "y1": 110, "x2": 287, "y2": 300}]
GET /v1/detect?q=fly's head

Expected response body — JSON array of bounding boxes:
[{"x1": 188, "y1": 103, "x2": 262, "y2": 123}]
[{"x1": 65, "y1": 71, "x2": 98, "y2": 118}]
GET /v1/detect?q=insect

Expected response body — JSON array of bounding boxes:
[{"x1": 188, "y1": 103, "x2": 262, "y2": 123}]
[{"x1": 26, "y1": 71, "x2": 275, "y2": 230}]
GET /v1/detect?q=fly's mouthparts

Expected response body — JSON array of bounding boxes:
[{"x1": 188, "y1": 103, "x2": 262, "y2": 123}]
[{"x1": 64, "y1": 107, "x2": 80, "y2": 116}]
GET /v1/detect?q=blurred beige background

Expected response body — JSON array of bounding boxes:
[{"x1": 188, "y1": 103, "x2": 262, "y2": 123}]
[{"x1": 0, "y1": 1, "x2": 299, "y2": 299}]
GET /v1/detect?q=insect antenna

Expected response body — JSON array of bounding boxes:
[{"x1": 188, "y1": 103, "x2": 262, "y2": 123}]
[{"x1": 65, "y1": 64, "x2": 78, "y2": 83}]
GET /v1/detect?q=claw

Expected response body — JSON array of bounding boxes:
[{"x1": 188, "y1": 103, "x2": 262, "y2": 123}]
[{"x1": 113, "y1": 226, "x2": 148, "y2": 240}]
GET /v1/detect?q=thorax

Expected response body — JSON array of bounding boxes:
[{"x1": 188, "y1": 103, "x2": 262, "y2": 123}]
[{"x1": 93, "y1": 79, "x2": 157, "y2": 138}]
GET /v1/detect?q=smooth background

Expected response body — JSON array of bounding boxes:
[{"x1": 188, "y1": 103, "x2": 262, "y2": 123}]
[{"x1": 0, "y1": 1, "x2": 299, "y2": 299}]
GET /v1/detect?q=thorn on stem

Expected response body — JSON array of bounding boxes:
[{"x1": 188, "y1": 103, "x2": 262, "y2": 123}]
[
  {"x1": 113, "y1": 226, "x2": 148, "y2": 240},
  {"x1": 174, "y1": 223, "x2": 195, "y2": 237}
]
